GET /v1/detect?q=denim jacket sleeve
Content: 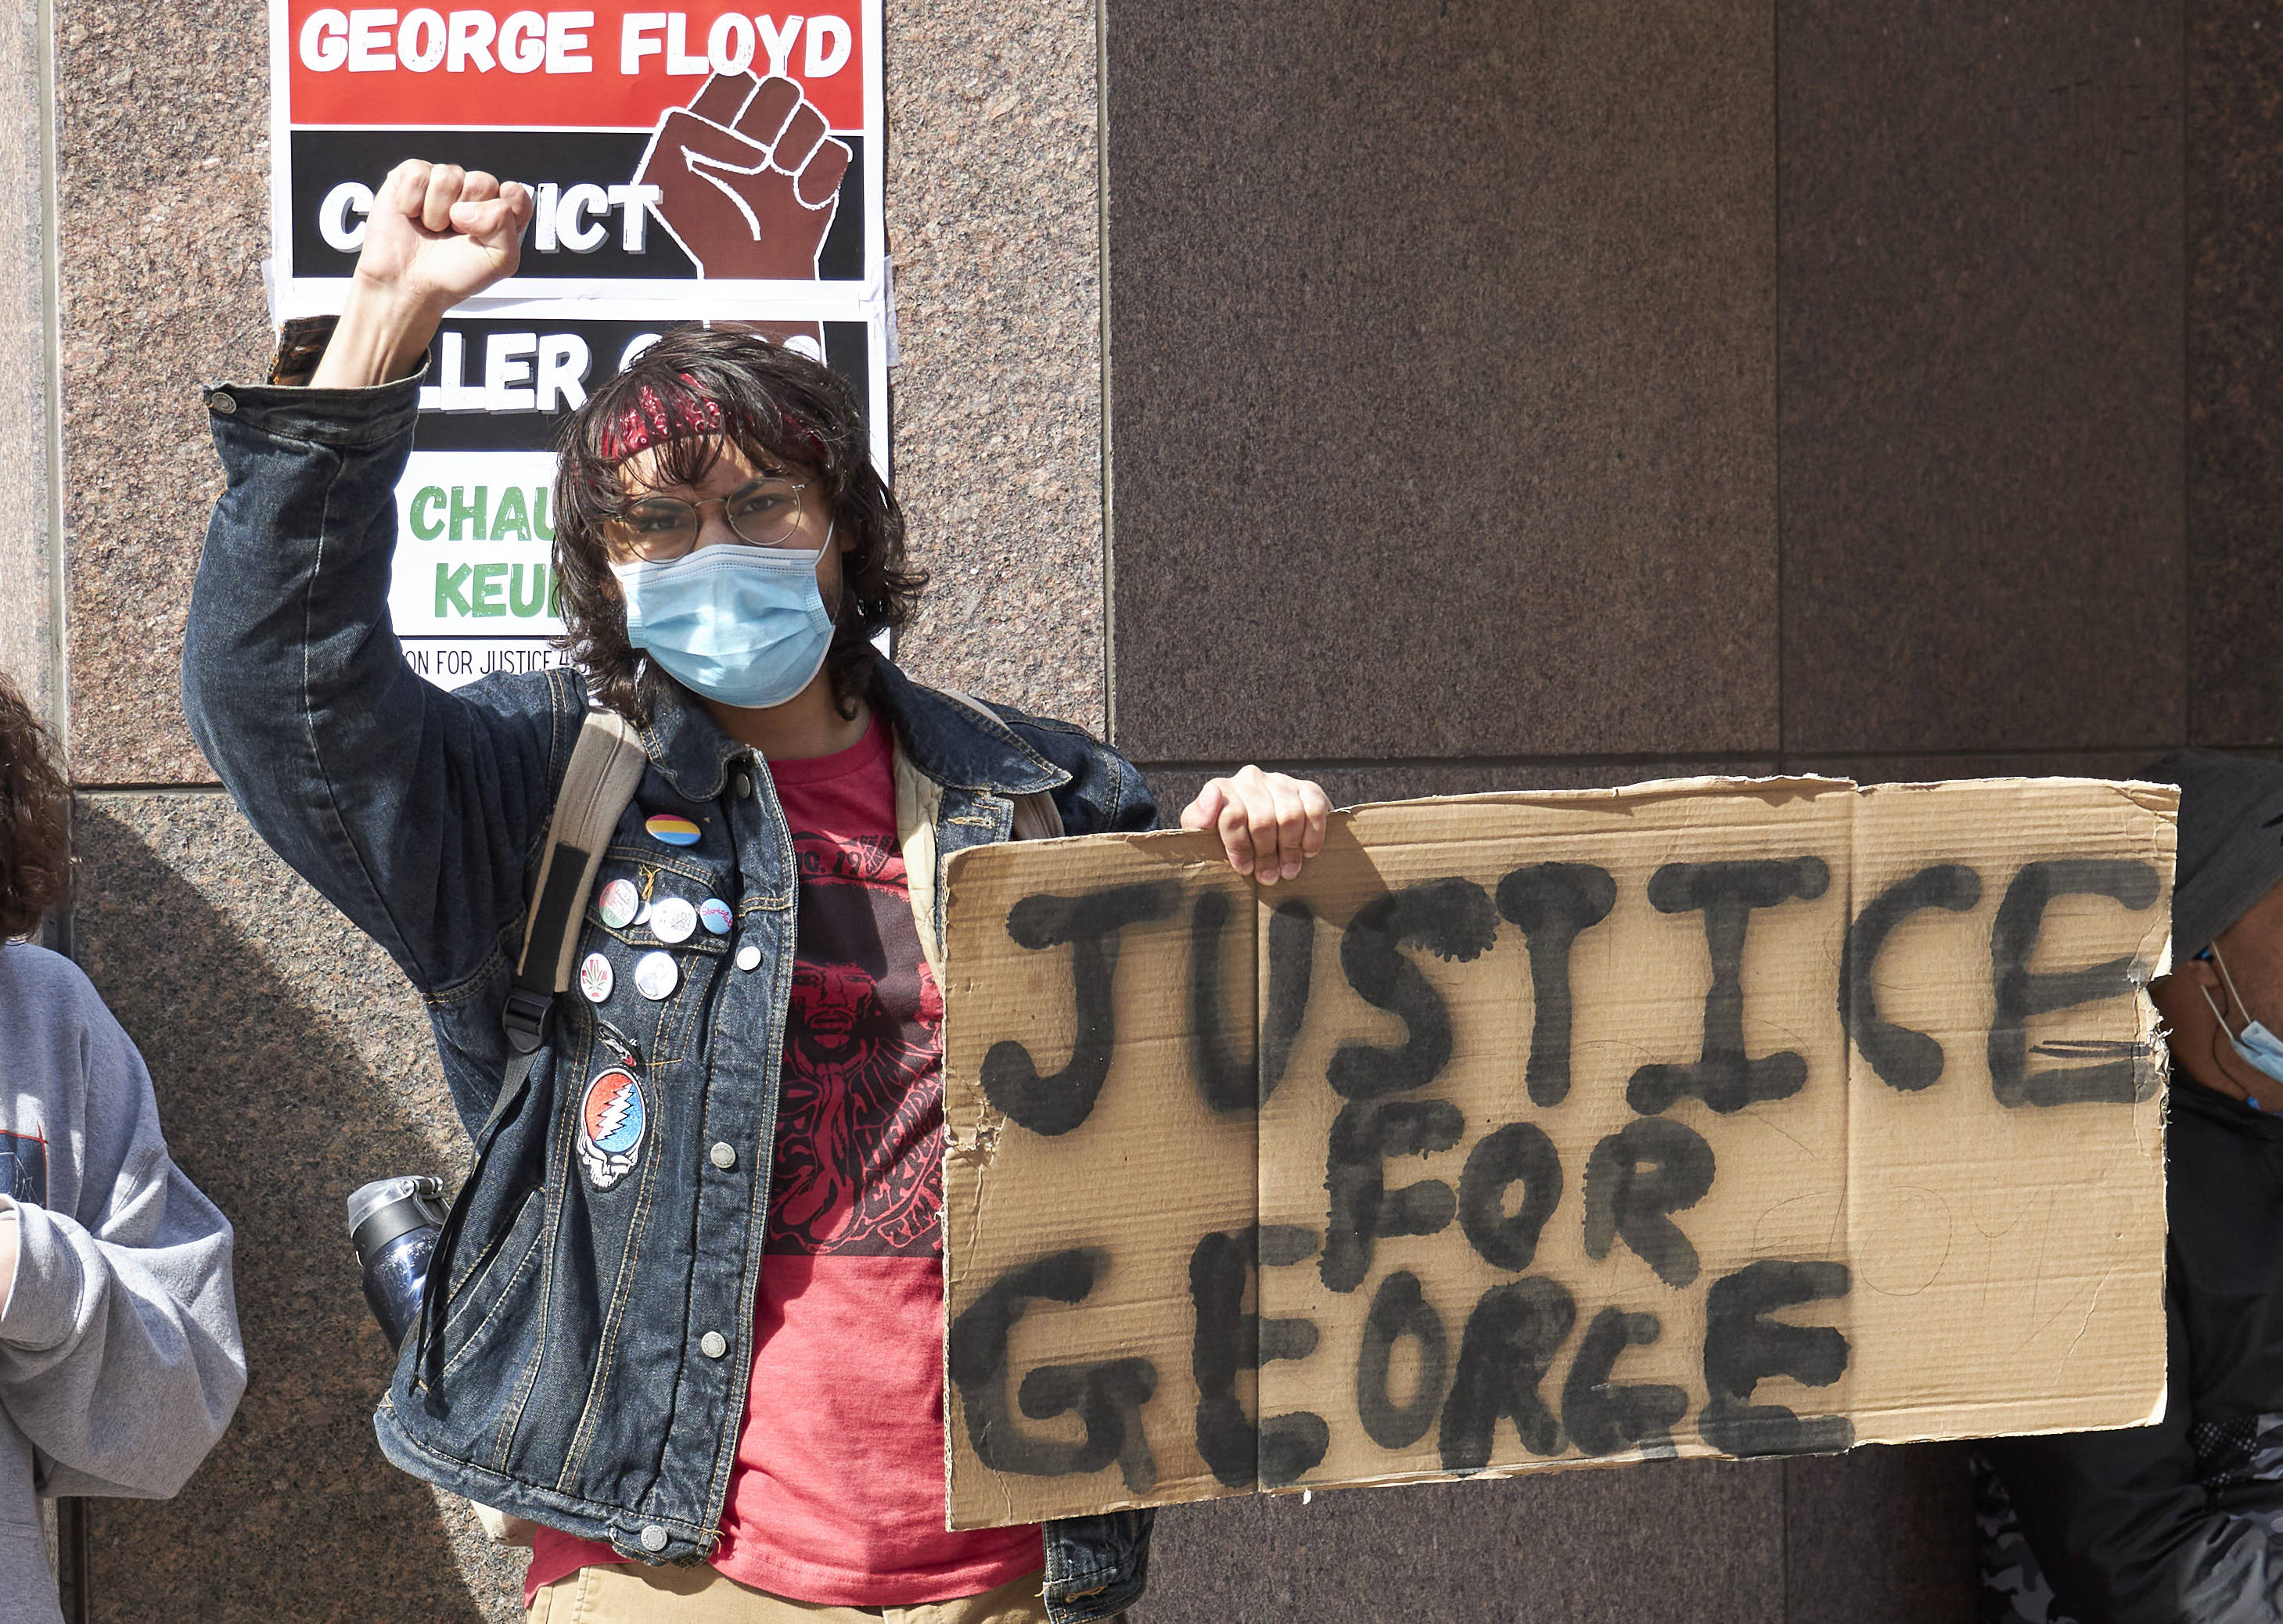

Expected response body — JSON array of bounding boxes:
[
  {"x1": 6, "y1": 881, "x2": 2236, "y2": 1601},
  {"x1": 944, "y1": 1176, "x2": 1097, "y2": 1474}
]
[
  {"x1": 985, "y1": 706, "x2": 1161, "y2": 837},
  {"x1": 181, "y1": 372, "x2": 572, "y2": 1004}
]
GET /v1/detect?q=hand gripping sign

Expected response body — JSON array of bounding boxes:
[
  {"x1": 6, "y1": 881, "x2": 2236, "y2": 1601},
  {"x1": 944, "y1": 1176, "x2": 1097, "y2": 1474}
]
[
  {"x1": 271, "y1": 0, "x2": 884, "y2": 305},
  {"x1": 937, "y1": 776, "x2": 2178, "y2": 1526}
]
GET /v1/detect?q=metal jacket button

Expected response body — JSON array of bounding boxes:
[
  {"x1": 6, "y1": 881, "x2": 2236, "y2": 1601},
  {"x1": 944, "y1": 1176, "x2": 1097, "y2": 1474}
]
[
  {"x1": 206, "y1": 390, "x2": 236, "y2": 415},
  {"x1": 700, "y1": 1331, "x2": 728, "y2": 1359},
  {"x1": 638, "y1": 1525, "x2": 669, "y2": 1553},
  {"x1": 733, "y1": 772, "x2": 753, "y2": 799},
  {"x1": 709, "y1": 1142, "x2": 737, "y2": 1170}
]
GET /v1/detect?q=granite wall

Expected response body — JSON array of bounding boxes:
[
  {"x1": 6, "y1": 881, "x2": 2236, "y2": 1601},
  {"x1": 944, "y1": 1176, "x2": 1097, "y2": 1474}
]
[
  {"x1": 1106, "y1": 0, "x2": 2199, "y2": 1619},
  {"x1": 0, "y1": 0, "x2": 52, "y2": 721},
  {"x1": 13, "y1": 0, "x2": 2276, "y2": 1619},
  {"x1": 48, "y1": 0, "x2": 1112, "y2": 1617}
]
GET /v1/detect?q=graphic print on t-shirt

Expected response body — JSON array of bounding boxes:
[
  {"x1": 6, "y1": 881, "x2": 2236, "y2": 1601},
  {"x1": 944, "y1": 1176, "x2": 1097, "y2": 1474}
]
[{"x1": 767, "y1": 828, "x2": 944, "y2": 1258}]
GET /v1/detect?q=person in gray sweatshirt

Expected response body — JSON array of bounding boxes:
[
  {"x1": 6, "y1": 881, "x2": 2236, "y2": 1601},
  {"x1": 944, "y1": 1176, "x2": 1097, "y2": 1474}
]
[{"x1": 0, "y1": 674, "x2": 244, "y2": 1624}]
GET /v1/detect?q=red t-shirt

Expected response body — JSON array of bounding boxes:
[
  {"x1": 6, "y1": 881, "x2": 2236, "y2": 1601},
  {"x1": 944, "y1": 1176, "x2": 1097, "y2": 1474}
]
[{"x1": 527, "y1": 715, "x2": 1043, "y2": 1605}]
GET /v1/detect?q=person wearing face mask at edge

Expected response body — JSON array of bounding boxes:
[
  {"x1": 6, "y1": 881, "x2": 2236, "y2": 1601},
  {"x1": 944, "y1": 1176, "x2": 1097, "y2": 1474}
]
[
  {"x1": 1976, "y1": 749, "x2": 2283, "y2": 1624},
  {"x1": 180, "y1": 162, "x2": 1333, "y2": 1624}
]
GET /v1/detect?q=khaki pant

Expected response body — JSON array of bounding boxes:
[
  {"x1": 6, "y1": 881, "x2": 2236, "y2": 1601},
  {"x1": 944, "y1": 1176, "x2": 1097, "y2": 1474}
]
[{"x1": 527, "y1": 1565, "x2": 1056, "y2": 1624}]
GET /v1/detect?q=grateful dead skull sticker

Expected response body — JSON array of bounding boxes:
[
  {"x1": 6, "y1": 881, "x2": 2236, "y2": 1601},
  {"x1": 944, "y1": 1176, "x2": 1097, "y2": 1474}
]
[{"x1": 577, "y1": 1067, "x2": 647, "y2": 1191}]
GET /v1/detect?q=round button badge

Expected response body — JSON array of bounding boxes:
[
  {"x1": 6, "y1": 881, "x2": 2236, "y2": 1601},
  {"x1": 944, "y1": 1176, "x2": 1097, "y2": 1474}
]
[
  {"x1": 578, "y1": 951, "x2": 614, "y2": 1003},
  {"x1": 645, "y1": 813, "x2": 702, "y2": 847},
  {"x1": 634, "y1": 950, "x2": 679, "y2": 1001},
  {"x1": 698, "y1": 898, "x2": 734, "y2": 936},
  {"x1": 649, "y1": 896, "x2": 699, "y2": 943},
  {"x1": 735, "y1": 943, "x2": 762, "y2": 972},
  {"x1": 597, "y1": 878, "x2": 639, "y2": 929}
]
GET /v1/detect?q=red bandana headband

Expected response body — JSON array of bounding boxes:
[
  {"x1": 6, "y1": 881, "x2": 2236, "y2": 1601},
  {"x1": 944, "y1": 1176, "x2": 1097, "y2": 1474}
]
[{"x1": 599, "y1": 382, "x2": 724, "y2": 460}]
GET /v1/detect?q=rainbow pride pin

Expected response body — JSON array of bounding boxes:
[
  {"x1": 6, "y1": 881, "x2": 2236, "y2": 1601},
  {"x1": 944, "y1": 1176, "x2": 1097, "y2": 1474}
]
[{"x1": 645, "y1": 813, "x2": 702, "y2": 847}]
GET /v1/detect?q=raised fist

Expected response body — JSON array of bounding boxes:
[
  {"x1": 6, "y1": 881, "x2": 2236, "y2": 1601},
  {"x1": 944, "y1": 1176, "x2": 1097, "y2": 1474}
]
[
  {"x1": 310, "y1": 160, "x2": 535, "y2": 386},
  {"x1": 354, "y1": 161, "x2": 533, "y2": 309},
  {"x1": 636, "y1": 74, "x2": 852, "y2": 280}
]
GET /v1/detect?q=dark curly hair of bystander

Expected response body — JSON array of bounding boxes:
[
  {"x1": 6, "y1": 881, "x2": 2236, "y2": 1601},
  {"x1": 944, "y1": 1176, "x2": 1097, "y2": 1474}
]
[{"x1": 0, "y1": 674, "x2": 68, "y2": 940}]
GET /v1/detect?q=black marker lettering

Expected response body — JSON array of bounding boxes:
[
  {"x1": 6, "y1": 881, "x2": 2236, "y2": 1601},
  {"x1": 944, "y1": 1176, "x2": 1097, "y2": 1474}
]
[
  {"x1": 1989, "y1": 859, "x2": 2162, "y2": 1108},
  {"x1": 1494, "y1": 863, "x2": 1616, "y2": 1106},
  {"x1": 947, "y1": 1249, "x2": 1160, "y2": 1489},
  {"x1": 1562, "y1": 1306, "x2": 1686, "y2": 1458},
  {"x1": 1188, "y1": 894, "x2": 1317, "y2": 1115},
  {"x1": 1437, "y1": 1276, "x2": 1575, "y2": 1471},
  {"x1": 1017, "y1": 1360, "x2": 1161, "y2": 1496},
  {"x1": 1583, "y1": 1118, "x2": 1716, "y2": 1288},
  {"x1": 980, "y1": 881, "x2": 1179, "y2": 1134},
  {"x1": 1260, "y1": 900, "x2": 1316, "y2": 1105},
  {"x1": 1356, "y1": 1270, "x2": 1450, "y2": 1450},
  {"x1": 1321, "y1": 1097, "x2": 1465, "y2": 1294},
  {"x1": 1189, "y1": 890, "x2": 1253, "y2": 1116},
  {"x1": 1628, "y1": 857, "x2": 1830, "y2": 1116},
  {"x1": 1842, "y1": 864, "x2": 1983, "y2": 1091},
  {"x1": 1328, "y1": 878, "x2": 1501, "y2": 1101},
  {"x1": 1700, "y1": 1259, "x2": 1853, "y2": 1457},
  {"x1": 1458, "y1": 1121, "x2": 1563, "y2": 1272},
  {"x1": 1189, "y1": 1226, "x2": 1329, "y2": 1489}
]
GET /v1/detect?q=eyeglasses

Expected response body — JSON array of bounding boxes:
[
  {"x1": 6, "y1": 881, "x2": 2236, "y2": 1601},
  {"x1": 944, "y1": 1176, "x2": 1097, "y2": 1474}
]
[{"x1": 605, "y1": 477, "x2": 814, "y2": 562}]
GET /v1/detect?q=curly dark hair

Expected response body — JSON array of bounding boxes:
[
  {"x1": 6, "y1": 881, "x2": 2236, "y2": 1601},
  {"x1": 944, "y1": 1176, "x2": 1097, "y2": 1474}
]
[
  {"x1": 0, "y1": 673, "x2": 69, "y2": 940},
  {"x1": 551, "y1": 327, "x2": 924, "y2": 724}
]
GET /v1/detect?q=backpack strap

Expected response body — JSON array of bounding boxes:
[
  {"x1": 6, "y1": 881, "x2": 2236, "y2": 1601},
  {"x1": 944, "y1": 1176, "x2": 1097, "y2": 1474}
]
[
  {"x1": 935, "y1": 688, "x2": 1065, "y2": 841},
  {"x1": 451, "y1": 708, "x2": 644, "y2": 1544},
  {"x1": 482, "y1": 708, "x2": 648, "y2": 1143}
]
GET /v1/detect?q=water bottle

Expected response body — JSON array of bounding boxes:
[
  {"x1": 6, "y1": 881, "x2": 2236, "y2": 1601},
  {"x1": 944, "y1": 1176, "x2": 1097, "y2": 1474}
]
[{"x1": 347, "y1": 1175, "x2": 450, "y2": 1349}]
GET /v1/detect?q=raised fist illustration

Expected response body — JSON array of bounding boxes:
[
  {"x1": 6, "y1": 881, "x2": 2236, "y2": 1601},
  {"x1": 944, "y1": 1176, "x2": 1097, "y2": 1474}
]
[{"x1": 636, "y1": 73, "x2": 851, "y2": 279}]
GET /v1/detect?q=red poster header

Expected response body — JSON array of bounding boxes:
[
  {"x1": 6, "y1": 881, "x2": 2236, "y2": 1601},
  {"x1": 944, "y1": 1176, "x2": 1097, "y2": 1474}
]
[{"x1": 286, "y1": 2, "x2": 866, "y2": 130}]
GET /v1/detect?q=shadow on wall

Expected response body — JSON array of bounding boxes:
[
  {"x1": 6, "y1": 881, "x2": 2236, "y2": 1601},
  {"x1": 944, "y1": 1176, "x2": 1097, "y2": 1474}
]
[
  {"x1": 1129, "y1": 1439, "x2": 1970, "y2": 1624},
  {"x1": 68, "y1": 796, "x2": 523, "y2": 1622}
]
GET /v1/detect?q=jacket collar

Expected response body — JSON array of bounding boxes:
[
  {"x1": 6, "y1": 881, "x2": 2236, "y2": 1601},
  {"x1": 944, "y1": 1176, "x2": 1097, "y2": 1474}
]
[
  {"x1": 870, "y1": 660, "x2": 1070, "y2": 796},
  {"x1": 634, "y1": 659, "x2": 1072, "y2": 802},
  {"x1": 637, "y1": 678, "x2": 746, "y2": 803}
]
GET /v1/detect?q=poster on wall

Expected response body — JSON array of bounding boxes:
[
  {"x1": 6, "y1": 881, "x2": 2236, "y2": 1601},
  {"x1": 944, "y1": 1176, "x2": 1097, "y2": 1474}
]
[
  {"x1": 268, "y1": 0, "x2": 892, "y2": 689},
  {"x1": 389, "y1": 304, "x2": 886, "y2": 688},
  {"x1": 269, "y1": 0, "x2": 885, "y2": 311}
]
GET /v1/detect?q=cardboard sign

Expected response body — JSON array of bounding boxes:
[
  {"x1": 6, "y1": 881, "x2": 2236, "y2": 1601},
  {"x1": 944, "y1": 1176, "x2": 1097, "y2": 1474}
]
[
  {"x1": 940, "y1": 777, "x2": 2177, "y2": 1527},
  {"x1": 268, "y1": 0, "x2": 885, "y2": 307}
]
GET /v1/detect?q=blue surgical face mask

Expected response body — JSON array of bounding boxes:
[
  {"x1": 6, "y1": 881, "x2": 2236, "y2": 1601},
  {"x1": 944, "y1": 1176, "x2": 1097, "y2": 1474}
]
[
  {"x1": 2202, "y1": 940, "x2": 2283, "y2": 1094},
  {"x1": 611, "y1": 525, "x2": 836, "y2": 710}
]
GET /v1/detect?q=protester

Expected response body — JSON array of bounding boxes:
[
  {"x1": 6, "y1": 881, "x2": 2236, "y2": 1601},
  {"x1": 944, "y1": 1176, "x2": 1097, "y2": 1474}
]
[
  {"x1": 0, "y1": 673, "x2": 245, "y2": 1624},
  {"x1": 1978, "y1": 749, "x2": 2283, "y2": 1623},
  {"x1": 182, "y1": 160, "x2": 1331, "y2": 1624}
]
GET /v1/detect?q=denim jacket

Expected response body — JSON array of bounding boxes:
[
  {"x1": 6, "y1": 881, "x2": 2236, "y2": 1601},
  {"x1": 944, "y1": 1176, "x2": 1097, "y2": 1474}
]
[{"x1": 181, "y1": 366, "x2": 1155, "y2": 1621}]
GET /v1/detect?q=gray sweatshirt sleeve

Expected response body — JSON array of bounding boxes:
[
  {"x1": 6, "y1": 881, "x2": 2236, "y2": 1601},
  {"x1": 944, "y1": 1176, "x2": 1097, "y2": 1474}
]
[{"x1": 0, "y1": 947, "x2": 246, "y2": 1499}]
